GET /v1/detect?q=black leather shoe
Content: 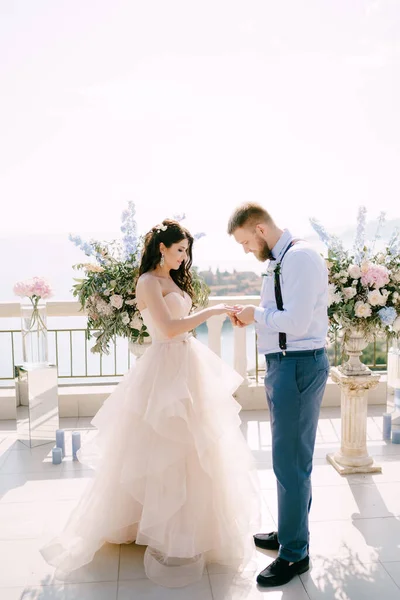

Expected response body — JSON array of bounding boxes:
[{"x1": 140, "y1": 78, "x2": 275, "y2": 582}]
[
  {"x1": 253, "y1": 531, "x2": 279, "y2": 550},
  {"x1": 257, "y1": 556, "x2": 309, "y2": 587}
]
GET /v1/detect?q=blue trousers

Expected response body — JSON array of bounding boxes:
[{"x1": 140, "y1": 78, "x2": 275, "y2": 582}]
[{"x1": 264, "y1": 350, "x2": 329, "y2": 562}]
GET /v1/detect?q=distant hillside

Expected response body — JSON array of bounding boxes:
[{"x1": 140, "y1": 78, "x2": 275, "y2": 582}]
[{"x1": 198, "y1": 269, "x2": 262, "y2": 296}]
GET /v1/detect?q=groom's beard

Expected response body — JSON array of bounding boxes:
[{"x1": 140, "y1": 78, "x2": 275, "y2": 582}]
[{"x1": 254, "y1": 237, "x2": 273, "y2": 262}]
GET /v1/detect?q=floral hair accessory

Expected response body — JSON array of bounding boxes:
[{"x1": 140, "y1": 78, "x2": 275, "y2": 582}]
[{"x1": 155, "y1": 224, "x2": 168, "y2": 233}]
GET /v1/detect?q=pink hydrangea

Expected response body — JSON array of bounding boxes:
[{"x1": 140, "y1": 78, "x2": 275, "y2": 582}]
[
  {"x1": 13, "y1": 277, "x2": 53, "y2": 300},
  {"x1": 360, "y1": 265, "x2": 390, "y2": 289}
]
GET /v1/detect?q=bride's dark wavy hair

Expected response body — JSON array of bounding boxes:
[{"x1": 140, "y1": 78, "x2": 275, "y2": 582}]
[{"x1": 139, "y1": 219, "x2": 195, "y2": 299}]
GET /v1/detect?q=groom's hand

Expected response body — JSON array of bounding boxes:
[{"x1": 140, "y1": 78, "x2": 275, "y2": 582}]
[
  {"x1": 228, "y1": 304, "x2": 245, "y2": 327},
  {"x1": 235, "y1": 305, "x2": 256, "y2": 325}
]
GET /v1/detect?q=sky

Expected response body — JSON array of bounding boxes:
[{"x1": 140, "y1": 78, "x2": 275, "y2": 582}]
[{"x1": 1, "y1": 0, "x2": 400, "y2": 285}]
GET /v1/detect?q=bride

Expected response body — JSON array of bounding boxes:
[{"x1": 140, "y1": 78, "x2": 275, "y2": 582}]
[{"x1": 41, "y1": 219, "x2": 260, "y2": 588}]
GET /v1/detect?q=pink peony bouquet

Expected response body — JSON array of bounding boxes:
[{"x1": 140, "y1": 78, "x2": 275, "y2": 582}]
[{"x1": 310, "y1": 207, "x2": 400, "y2": 340}]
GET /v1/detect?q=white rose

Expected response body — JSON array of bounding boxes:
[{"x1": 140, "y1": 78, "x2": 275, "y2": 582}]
[
  {"x1": 355, "y1": 301, "x2": 372, "y2": 318},
  {"x1": 328, "y1": 283, "x2": 342, "y2": 307},
  {"x1": 343, "y1": 287, "x2": 357, "y2": 300},
  {"x1": 392, "y1": 271, "x2": 400, "y2": 283},
  {"x1": 125, "y1": 298, "x2": 137, "y2": 306},
  {"x1": 393, "y1": 316, "x2": 400, "y2": 332},
  {"x1": 368, "y1": 289, "x2": 387, "y2": 307},
  {"x1": 393, "y1": 292, "x2": 399, "y2": 303},
  {"x1": 352, "y1": 280, "x2": 358, "y2": 286},
  {"x1": 340, "y1": 277, "x2": 348, "y2": 284},
  {"x1": 381, "y1": 289, "x2": 389, "y2": 297},
  {"x1": 348, "y1": 264, "x2": 362, "y2": 279},
  {"x1": 376, "y1": 253, "x2": 386, "y2": 264},
  {"x1": 109, "y1": 294, "x2": 123, "y2": 309},
  {"x1": 121, "y1": 312, "x2": 130, "y2": 325},
  {"x1": 129, "y1": 315, "x2": 143, "y2": 330}
]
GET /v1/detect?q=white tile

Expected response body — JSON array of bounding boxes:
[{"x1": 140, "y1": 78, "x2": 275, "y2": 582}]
[
  {"x1": 77, "y1": 417, "x2": 95, "y2": 429},
  {"x1": 117, "y1": 575, "x2": 213, "y2": 599},
  {"x1": 352, "y1": 517, "x2": 400, "y2": 563},
  {"x1": 0, "y1": 501, "x2": 48, "y2": 540},
  {"x1": 0, "y1": 439, "x2": 32, "y2": 453},
  {"x1": 0, "y1": 445, "x2": 60, "y2": 474},
  {"x1": 118, "y1": 542, "x2": 146, "y2": 580},
  {"x1": 0, "y1": 448, "x2": 92, "y2": 474},
  {"x1": 308, "y1": 519, "x2": 380, "y2": 564},
  {"x1": 59, "y1": 418, "x2": 79, "y2": 429},
  {"x1": 349, "y1": 481, "x2": 400, "y2": 518},
  {"x1": 207, "y1": 549, "x2": 275, "y2": 576},
  {"x1": 59, "y1": 543, "x2": 120, "y2": 584},
  {"x1": 301, "y1": 559, "x2": 400, "y2": 600},
  {"x1": 41, "y1": 500, "x2": 82, "y2": 536},
  {"x1": 0, "y1": 471, "x2": 93, "y2": 504},
  {"x1": 0, "y1": 582, "x2": 118, "y2": 600},
  {"x1": 209, "y1": 571, "x2": 310, "y2": 599},
  {"x1": 343, "y1": 457, "x2": 400, "y2": 485},
  {"x1": 0, "y1": 539, "x2": 57, "y2": 586},
  {"x1": 382, "y1": 562, "x2": 400, "y2": 589}
]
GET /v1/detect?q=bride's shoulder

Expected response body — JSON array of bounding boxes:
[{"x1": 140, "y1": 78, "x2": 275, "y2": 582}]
[{"x1": 137, "y1": 273, "x2": 161, "y2": 293}]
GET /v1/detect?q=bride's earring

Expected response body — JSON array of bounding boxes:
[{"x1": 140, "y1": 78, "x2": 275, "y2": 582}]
[{"x1": 160, "y1": 253, "x2": 165, "y2": 267}]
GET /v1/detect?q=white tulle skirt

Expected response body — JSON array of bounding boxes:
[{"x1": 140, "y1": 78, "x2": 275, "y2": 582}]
[{"x1": 40, "y1": 337, "x2": 261, "y2": 587}]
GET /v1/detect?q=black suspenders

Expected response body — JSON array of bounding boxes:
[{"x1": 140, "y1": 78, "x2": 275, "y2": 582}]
[{"x1": 274, "y1": 240, "x2": 299, "y2": 354}]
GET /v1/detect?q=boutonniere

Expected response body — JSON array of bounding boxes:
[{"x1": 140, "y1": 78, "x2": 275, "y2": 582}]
[
  {"x1": 262, "y1": 261, "x2": 277, "y2": 277},
  {"x1": 261, "y1": 260, "x2": 281, "y2": 277}
]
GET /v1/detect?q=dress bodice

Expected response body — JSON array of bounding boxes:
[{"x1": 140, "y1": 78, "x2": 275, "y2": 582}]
[{"x1": 140, "y1": 291, "x2": 192, "y2": 342}]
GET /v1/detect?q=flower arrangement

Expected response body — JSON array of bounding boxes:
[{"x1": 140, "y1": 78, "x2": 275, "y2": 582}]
[
  {"x1": 70, "y1": 202, "x2": 209, "y2": 354},
  {"x1": 13, "y1": 277, "x2": 53, "y2": 365},
  {"x1": 310, "y1": 207, "x2": 400, "y2": 342}
]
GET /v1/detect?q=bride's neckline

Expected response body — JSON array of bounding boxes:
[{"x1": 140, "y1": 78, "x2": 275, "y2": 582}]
[{"x1": 140, "y1": 291, "x2": 189, "y2": 313}]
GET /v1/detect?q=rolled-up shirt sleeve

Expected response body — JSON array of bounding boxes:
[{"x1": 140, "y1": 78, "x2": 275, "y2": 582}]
[{"x1": 254, "y1": 252, "x2": 320, "y2": 337}]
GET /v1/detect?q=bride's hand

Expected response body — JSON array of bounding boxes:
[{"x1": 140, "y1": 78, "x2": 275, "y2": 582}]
[{"x1": 211, "y1": 304, "x2": 240, "y2": 316}]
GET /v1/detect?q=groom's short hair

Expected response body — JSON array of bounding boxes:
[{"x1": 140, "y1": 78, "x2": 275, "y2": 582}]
[{"x1": 227, "y1": 203, "x2": 273, "y2": 235}]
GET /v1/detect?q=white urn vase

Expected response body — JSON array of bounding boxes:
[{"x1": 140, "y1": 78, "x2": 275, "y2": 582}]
[
  {"x1": 128, "y1": 339, "x2": 151, "y2": 358},
  {"x1": 339, "y1": 329, "x2": 371, "y2": 376}
]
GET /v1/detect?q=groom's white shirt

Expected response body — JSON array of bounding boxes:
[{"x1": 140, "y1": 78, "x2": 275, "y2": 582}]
[{"x1": 254, "y1": 229, "x2": 329, "y2": 355}]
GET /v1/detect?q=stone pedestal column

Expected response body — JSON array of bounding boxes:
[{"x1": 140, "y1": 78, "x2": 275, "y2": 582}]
[{"x1": 327, "y1": 367, "x2": 382, "y2": 475}]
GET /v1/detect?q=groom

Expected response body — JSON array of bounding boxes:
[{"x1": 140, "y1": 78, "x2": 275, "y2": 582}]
[{"x1": 227, "y1": 203, "x2": 329, "y2": 587}]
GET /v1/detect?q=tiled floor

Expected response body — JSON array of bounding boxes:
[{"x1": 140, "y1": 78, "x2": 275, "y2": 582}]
[{"x1": 1, "y1": 407, "x2": 400, "y2": 599}]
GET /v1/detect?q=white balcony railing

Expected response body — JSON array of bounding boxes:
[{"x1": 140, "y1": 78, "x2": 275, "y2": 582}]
[
  {"x1": 0, "y1": 297, "x2": 260, "y2": 383},
  {"x1": 0, "y1": 298, "x2": 392, "y2": 418}
]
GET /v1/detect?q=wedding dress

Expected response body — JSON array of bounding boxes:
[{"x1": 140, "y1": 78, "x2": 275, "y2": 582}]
[{"x1": 40, "y1": 292, "x2": 260, "y2": 587}]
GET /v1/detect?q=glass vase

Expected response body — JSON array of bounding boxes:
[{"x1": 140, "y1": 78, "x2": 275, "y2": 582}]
[{"x1": 21, "y1": 299, "x2": 48, "y2": 367}]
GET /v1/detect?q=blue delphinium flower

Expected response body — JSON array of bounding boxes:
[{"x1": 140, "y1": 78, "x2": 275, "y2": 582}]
[
  {"x1": 378, "y1": 306, "x2": 397, "y2": 326},
  {"x1": 69, "y1": 234, "x2": 95, "y2": 257},
  {"x1": 309, "y1": 218, "x2": 345, "y2": 258},
  {"x1": 120, "y1": 201, "x2": 138, "y2": 260},
  {"x1": 388, "y1": 227, "x2": 400, "y2": 255},
  {"x1": 353, "y1": 206, "x2": 367, "y2": 263}
]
